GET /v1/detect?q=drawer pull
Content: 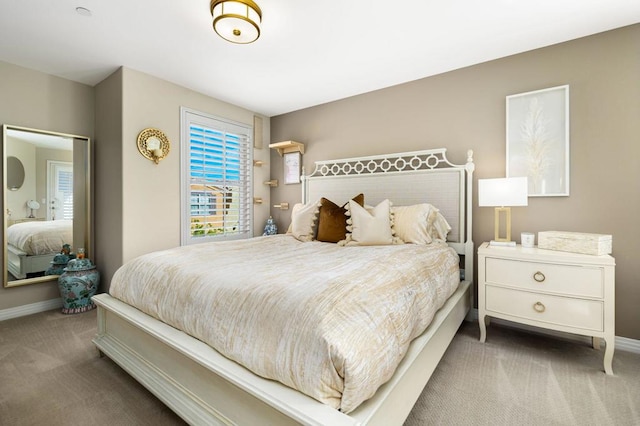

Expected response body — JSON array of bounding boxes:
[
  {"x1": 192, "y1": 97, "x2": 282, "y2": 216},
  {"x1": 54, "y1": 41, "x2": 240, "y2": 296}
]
[
  {"x1": 533, "y1": 302, "x2": 546, "y2": 313},
  {"x1": 533, "y1": 271, "x2": 546, "y2": 282}
]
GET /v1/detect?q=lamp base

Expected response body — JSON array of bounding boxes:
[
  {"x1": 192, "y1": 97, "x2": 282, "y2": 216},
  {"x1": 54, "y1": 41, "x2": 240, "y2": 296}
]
[{"x1": 489, "y1": 240, "x2": 516, "y2": 247}]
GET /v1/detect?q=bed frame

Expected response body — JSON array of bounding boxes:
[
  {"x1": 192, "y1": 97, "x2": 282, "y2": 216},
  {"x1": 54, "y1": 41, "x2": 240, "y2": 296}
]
[
  {"x1": 7, "y1": 244, "x2": 54, "y2": 279},
  {"x1": 92, "y1": 148, "x2": 475, "y2": 426}
]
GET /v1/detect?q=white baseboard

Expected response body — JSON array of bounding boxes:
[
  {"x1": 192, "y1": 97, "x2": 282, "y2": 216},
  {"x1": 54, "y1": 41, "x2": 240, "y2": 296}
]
[
  {"x1": 469, "y1": 309, "x2": 640, "y2": 355},
  {"x1": 615, "y1": 335, "x2": 640, "y2": 354},
  {"x1": 0, "y1": 298, "x2": 63, "y2": 322}
]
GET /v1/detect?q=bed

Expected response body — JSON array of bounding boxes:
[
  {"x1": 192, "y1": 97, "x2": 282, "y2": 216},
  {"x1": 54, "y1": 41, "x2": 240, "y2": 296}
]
[
  {"x1": 92, "y1": 148, "x2": 475, "y2": 425},
  {"x1": 6, "y1": 219, "x2": 73, "y2": 278}
]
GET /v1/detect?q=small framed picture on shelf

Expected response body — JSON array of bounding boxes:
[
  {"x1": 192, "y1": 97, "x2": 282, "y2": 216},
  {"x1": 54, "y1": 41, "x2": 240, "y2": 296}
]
[{"x1": 284, "y1": 151, "x2": 301, "y2": 184}]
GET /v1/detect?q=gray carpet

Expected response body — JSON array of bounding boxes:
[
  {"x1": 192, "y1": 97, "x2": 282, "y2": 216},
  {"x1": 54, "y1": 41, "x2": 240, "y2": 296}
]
[
  {"x1": 1, "y1": 308, "x2": 639, "y2": 425},
  {"x1": 406, "y1": 324, "x2": 640, "y2": 426}
]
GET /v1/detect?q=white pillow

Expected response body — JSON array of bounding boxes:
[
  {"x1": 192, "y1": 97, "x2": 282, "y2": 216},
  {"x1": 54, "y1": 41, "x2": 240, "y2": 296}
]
[
  {"x1": 392, "y1": 203, "x2": 433, "y2": 244},
  {"x1": 392, "y1": 203, "x2": 452, "y2": 244},
  {"x1": 287, "y1": 200, "x2": 320, "y2": 242},
  {"x1": 340, "y1": 199, "x2": 401, "y2": 246},
  {"x1": 430, "y1": 210, "x2": 452, "y2": 242}
]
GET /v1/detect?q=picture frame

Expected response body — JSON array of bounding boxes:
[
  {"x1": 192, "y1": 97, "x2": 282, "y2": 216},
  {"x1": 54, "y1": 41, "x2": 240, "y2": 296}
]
[
  {"x1": 283, "y1": 151, "x2": 301, "y2": 185},
  {"x1": 506, "y1": 85, "x2": 570, "y2": 197}
]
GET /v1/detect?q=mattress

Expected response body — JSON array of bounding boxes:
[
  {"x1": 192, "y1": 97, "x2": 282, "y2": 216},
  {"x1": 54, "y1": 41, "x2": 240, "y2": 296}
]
[
  {"x1": 6, "y1": 219, "x2": 73, "y2": 255},
  {"x1": 109, "y1": 234, "x2": 460, "y2": 413}
]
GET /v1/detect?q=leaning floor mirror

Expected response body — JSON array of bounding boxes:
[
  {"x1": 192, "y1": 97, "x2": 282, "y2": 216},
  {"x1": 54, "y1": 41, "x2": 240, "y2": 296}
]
[{"x1": 2, "y1": 124, "x2": 90, "y2": 288}]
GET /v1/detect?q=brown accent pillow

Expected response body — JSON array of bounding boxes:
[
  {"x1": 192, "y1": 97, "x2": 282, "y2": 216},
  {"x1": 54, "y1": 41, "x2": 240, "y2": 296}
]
[{"x1": 316, "y1": 194, "x2": 364, "y2": 243}]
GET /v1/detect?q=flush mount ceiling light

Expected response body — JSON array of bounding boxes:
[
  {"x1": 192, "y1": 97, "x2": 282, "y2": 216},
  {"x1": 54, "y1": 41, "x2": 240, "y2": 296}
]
[{"x1": 210, "y1": 0, "x2": 262, "y2": 44}]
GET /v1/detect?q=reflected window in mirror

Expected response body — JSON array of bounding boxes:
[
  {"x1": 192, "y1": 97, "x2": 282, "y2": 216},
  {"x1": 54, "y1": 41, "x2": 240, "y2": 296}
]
[{"x1": 2, "y1": 125, "x2": 90, "y2": 288}]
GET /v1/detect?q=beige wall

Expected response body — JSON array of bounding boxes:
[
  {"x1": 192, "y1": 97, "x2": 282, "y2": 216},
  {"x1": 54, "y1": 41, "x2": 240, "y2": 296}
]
[
  {"x1": 0, "y1": 61, "x2": 94, "y2": 310},
  {"x1": 270, "y1": 25, "x2": 640, "y2": 339},
  {"x1": 95, "y1": 67, "x2": 271, "y2": 288},
  {"x1": 6, "y1": 141, "x2": 74, "y2": 221},
  {"x1": 94, "y1": 68, "x2": 124, "y2": 293}
]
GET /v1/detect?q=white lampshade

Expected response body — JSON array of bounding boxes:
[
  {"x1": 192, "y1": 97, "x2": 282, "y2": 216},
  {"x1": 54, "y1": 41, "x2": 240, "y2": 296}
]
[
  {"x1": 478, "y1": 177, "x2": 528, "y2": 207},
  {"x1": 27, "y1": 199, "x2": 40, "y2": 218}
]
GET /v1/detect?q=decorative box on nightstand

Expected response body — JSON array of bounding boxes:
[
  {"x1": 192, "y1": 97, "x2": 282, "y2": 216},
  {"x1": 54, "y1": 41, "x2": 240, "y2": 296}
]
[{"x1": 477, "y1": 242, "x2": 616, "y2": 374}]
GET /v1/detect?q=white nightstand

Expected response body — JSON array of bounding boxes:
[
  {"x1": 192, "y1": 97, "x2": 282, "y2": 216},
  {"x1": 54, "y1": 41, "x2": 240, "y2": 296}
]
[
  {"x1": 478, "y1": 242, "x2": 616, "y2": 374},
  {"x1": 8, "y1": 217, "x2": 45, "y2": 226}
]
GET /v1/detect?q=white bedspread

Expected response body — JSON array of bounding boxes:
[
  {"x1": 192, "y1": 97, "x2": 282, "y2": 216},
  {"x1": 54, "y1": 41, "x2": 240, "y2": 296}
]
[
  {"x1": 109, "y1": 235, "x2": 460, "y2": 413},
  {"x1": 6, "y1": 220, "x2": 72, "y2": 255}
]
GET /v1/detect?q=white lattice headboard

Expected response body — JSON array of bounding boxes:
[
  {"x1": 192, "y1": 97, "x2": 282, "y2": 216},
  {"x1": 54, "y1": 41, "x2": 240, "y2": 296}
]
[{"x1": 302, "y1": 149, "x2": 475, "y2": 281}]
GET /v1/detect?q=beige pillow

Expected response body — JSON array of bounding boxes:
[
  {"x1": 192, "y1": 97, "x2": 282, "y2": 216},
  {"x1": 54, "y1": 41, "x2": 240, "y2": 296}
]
[
  {"x1": 340, "y1": 199, "x2": 401, "y2": 246},
  {"x1": 392, "y1": 203, "x2": 433, "y2": 244},
  {"x1": 392, "y1": 203, "x2": 452, "y2": 244},
  {"x1": 287, "y1": 200, "x2": 320, "y2": 241},
  {"x1": 430, "y1": 210, "x2": 452, "y2": 242}
]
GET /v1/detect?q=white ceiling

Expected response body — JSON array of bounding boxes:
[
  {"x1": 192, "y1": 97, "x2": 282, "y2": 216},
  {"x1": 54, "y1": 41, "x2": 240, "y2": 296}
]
[
  {"x1": 1, "y1": 0, "x2": 638, "y2": 117},
  {"x1": 7, "y1": 129, "x2": 73, "y2": 151}
]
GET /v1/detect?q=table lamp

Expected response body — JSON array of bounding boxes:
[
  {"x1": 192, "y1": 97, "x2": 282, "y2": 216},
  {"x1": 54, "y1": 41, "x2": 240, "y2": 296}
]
[
  {"x1": 27, "y1": 200, "x2": 40, "y2": 218},
  {"x1": 478, "y1": 177, "x2": 528, "y2": 246}
]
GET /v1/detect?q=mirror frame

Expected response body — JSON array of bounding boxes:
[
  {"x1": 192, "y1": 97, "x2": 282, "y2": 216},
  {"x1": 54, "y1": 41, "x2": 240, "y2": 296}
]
[{"x1": 2, "y1": 124, "x2": 91, "y2": 288}]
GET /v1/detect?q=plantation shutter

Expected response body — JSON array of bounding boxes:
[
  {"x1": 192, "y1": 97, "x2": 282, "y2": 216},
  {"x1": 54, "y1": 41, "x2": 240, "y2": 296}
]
[
  {"x1": 48, "y1": 161, "x2": 73, "y2": 220},
  {"x1": 181, "y1": 109, "x2": 252, "y2": 244},
  {"x1": 58, "y1": 169, "x2": 74, "y2": 219}
]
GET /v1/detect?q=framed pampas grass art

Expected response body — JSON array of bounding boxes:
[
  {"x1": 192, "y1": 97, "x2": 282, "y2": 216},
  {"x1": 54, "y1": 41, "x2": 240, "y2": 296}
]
[{"x1": 506, "y1": 85, "x2": 570, "y2": 197}]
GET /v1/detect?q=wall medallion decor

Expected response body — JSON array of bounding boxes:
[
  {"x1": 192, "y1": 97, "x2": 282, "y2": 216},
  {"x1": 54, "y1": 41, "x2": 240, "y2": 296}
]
[
  {"x1": 506, "y1": 85, "x2": 570, "y2": 197},
  {"x1": 137, "y1": 128, "x2": 171, "y2": 164}
]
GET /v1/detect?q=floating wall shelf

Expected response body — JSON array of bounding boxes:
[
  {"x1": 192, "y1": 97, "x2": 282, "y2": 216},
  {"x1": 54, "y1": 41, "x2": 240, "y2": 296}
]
[
  {"x1": 273, "y1": 202, "x2": 290, "y2": 210},
  {"x1": 268, "y1": 140, "x2": 305, "y2": 156}
]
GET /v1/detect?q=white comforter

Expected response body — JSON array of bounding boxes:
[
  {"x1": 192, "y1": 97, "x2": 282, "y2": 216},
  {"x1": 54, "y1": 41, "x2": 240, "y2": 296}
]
[
  {"x1": 109, "y1": 235, "x2": 460, "y2": 413},
  {"x1": 6, "y1": 220, "x2": 72, "y2": 255}
]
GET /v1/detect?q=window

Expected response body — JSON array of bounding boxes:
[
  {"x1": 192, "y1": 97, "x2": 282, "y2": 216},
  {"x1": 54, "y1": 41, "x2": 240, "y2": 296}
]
[{"x1": 181, "y1": 108, "x2": 252, "y2": 244}]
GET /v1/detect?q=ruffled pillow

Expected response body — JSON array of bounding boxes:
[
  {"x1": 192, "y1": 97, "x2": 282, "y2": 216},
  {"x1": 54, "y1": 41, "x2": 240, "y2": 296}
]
[
  {"x1": 392, "y1": 203, "x2": 434, "y2": 244},
  {"x1": 392, "y1": 203, "x2": 452, "y2": 244},
  {"x1": 287, "y1": 200, "x2": 321, "y2": 242},
  {"x1": 340, "y1": 199, "x2": 403, "y2": 246},
  {"x1": 430, "y1": 210, "x2": 452, "y2": 242}
]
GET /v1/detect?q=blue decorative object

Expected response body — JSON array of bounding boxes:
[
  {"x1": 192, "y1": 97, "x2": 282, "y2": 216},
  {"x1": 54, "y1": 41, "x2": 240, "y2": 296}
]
[
  {"x1": 58, "y1": 258, "x2": 100, "y2": 314},
  {"x1": 263, "y1": 216, "x2": 277, "y2": 236},
  {"x1": 46, "y1": 253, "x2": 70, "y2": 276}
]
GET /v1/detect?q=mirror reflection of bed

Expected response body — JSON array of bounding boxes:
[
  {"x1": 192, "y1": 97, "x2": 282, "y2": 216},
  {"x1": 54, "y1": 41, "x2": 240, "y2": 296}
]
[
  {"x1": 6, "y1": 219, "x2": 73, "y2": 281},
  {"x1": 2, "y1": 125, "x2": 90, "y2": 288}
]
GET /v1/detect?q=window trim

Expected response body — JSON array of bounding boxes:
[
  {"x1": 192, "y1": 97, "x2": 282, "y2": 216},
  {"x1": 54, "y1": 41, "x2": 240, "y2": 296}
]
[{"x1": 180, "y1": 107, "x2": 253, "y2": 245}]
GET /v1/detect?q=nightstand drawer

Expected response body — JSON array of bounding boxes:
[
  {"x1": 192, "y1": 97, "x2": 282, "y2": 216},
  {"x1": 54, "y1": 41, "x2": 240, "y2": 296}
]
[
  {"x1": 485, "y1": 258, "x2": 603, "y2": 298},
  {"x1": 485, "y1": 286, "x2": 604, "y2": 332}
]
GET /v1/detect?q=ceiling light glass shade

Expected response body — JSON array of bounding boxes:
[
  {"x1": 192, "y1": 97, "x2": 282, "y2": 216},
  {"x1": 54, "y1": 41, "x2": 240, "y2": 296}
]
[{"x1": 210, "y1": 0, "x2": 262, "y2": 44}]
